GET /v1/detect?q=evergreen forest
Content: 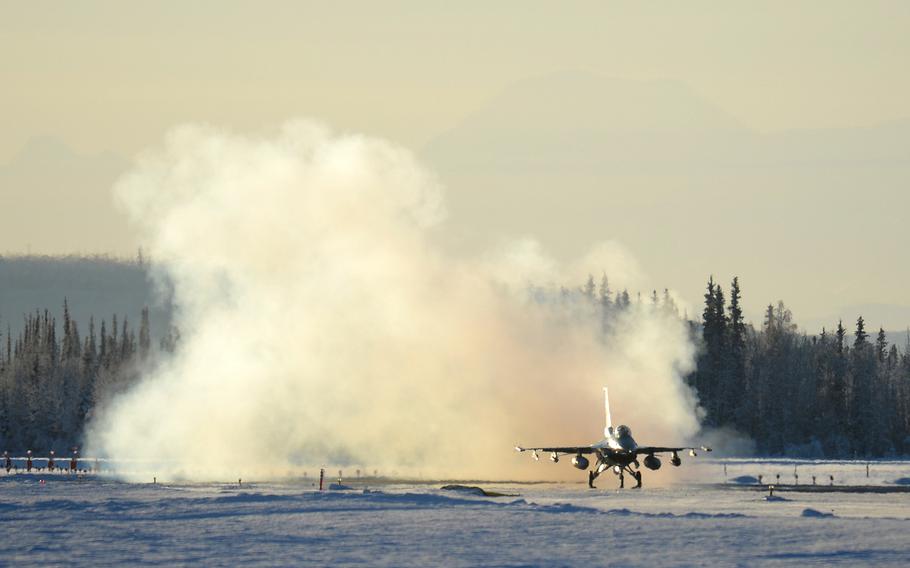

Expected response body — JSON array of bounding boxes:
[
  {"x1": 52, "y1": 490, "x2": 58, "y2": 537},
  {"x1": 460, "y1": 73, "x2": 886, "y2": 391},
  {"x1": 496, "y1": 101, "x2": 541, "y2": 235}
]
[{"x1": 1, "y1": 257, "x2": 908, "y2": 458}]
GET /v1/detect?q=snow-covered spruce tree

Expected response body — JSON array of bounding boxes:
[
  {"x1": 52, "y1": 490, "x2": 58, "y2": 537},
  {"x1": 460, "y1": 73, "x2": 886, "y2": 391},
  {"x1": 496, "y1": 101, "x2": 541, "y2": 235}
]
[
  {"x1": 725, "y1": 277, "x2": 747, "y2": 429},
  {"x1": 0, "y1": 302, "x2": 159, "y2": 453}
]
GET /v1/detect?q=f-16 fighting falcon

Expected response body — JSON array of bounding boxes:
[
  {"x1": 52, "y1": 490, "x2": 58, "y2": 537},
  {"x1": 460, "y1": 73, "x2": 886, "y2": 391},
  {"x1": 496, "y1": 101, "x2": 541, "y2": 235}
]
[{"x1": 516, "y1": 387, "x2": 711, "y2": 488}]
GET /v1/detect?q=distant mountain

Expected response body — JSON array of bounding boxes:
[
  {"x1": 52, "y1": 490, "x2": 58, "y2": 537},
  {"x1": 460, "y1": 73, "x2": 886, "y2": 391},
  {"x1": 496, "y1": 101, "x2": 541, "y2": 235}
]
[
  {"x1": 424, "y1": 70, "x2": 910, "y2": 176},
  {"x1": 420, "y1": 71, "x2": 910, "y2": 318},
  {"x1": 423, "y1": 71, "x2": 756, "y2": 175}
]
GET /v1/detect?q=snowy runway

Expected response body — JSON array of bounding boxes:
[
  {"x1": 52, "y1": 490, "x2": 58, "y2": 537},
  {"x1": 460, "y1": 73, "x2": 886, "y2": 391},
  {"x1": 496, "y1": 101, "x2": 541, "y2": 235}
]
[{"x1": 2, "y1": 474, "x2": 910, "y2": 566}]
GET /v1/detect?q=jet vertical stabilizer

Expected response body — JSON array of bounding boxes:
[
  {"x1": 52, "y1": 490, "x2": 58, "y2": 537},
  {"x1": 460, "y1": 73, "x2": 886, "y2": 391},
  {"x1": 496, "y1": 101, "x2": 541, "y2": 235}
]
[{"x1": 603, "y1": 387, "x2": 613, "y2": 438}]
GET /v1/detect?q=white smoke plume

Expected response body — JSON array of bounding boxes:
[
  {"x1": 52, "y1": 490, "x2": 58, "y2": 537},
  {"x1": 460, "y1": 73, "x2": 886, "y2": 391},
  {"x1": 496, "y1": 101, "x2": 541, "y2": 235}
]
[{"x1": 87, "y1": 120, "x2": 701, "y2": 481}]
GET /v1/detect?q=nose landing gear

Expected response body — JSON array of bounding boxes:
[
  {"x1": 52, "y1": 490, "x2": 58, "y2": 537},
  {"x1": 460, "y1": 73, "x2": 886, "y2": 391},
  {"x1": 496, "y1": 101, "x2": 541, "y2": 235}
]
[{"x1": 588, "y1": 460, "x2": 643, "y2": 489}]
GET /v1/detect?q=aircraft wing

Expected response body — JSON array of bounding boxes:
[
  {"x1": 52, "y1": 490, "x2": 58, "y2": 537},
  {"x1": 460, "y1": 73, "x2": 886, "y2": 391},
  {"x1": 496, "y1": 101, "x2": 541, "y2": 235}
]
[
  {"x1": 514, "y1": 445, "x2": 597, "y2": 455},
  {"x1": 632, "y1": 445, "x2": 712, "y2": 456}
]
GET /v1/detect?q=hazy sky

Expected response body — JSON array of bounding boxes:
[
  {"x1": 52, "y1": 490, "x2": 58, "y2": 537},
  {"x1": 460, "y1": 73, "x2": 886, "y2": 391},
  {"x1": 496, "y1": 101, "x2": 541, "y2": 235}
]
[{"x1": 2, "y1": 1, "x2": 910, "y2": 326}]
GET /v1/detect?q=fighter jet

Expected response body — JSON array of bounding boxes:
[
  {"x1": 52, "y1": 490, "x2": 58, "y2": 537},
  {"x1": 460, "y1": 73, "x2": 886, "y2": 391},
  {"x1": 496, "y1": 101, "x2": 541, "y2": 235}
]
[{"x1": 516, "y1": 387, "x2": 711, "y2": 488}]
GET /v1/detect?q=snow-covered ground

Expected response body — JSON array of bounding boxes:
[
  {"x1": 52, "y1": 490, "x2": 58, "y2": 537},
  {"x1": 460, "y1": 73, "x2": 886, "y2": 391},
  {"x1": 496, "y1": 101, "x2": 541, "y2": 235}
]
[{"x1": 3, "y1": 462, "x2": 910, "y2": 566}]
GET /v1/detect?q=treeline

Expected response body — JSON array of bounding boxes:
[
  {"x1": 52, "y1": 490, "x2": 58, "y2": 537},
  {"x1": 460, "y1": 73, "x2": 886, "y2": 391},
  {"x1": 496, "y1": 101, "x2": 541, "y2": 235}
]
[
  {"x1": 692, "y1": 277, "x2": 910, "y2": 457},
  {"x1": 0, "y1": 254, "x2": 171, "y2": 349},
  {"x1": 551, "y1": 274, "x2": 910, "y2": 458},
  {"x1": 0, "y1": 300, "x2": 177, "y2": 452},
  {"x1": 3, "y1": 269, "x2": 908, "y2": 458}
]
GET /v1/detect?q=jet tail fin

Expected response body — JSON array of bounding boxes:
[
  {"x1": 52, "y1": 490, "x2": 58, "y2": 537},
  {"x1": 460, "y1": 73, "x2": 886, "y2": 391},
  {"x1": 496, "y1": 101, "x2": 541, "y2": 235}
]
[{"x1": 603, "y1": 387, "x2": 613, "y2": 438}]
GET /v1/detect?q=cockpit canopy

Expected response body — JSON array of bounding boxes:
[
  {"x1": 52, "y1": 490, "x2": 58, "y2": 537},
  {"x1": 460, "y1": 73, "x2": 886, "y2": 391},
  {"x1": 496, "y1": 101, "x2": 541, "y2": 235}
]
[{"x1": 616, "y1": 425, "x2": 632, "y2": 438}]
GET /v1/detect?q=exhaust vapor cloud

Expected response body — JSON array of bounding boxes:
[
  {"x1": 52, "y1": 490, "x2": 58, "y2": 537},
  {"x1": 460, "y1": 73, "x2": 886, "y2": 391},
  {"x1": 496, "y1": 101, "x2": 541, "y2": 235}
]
[{"x1": 88, "y1": 121, "x2": 701, "y2": 481}]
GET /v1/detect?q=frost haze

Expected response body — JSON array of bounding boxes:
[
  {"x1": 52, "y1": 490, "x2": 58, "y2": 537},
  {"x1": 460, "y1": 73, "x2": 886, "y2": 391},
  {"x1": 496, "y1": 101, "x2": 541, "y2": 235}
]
[{"x1": 88, "y1": 121, "x2": 699, "y2": 481}]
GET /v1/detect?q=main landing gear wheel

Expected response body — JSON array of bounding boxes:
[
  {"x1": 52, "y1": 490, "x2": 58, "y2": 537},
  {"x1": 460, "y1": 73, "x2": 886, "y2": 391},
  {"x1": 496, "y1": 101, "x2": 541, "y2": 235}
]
[
  {"x1": 632, "y1": 470, "x2": 642, "y2": 489},
  {"x1": 619, "y1": 471, "x2": 624, "y2": 489},
  {"x1": 588, "y1": 470, "x2": 597, "y2": 489}
]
